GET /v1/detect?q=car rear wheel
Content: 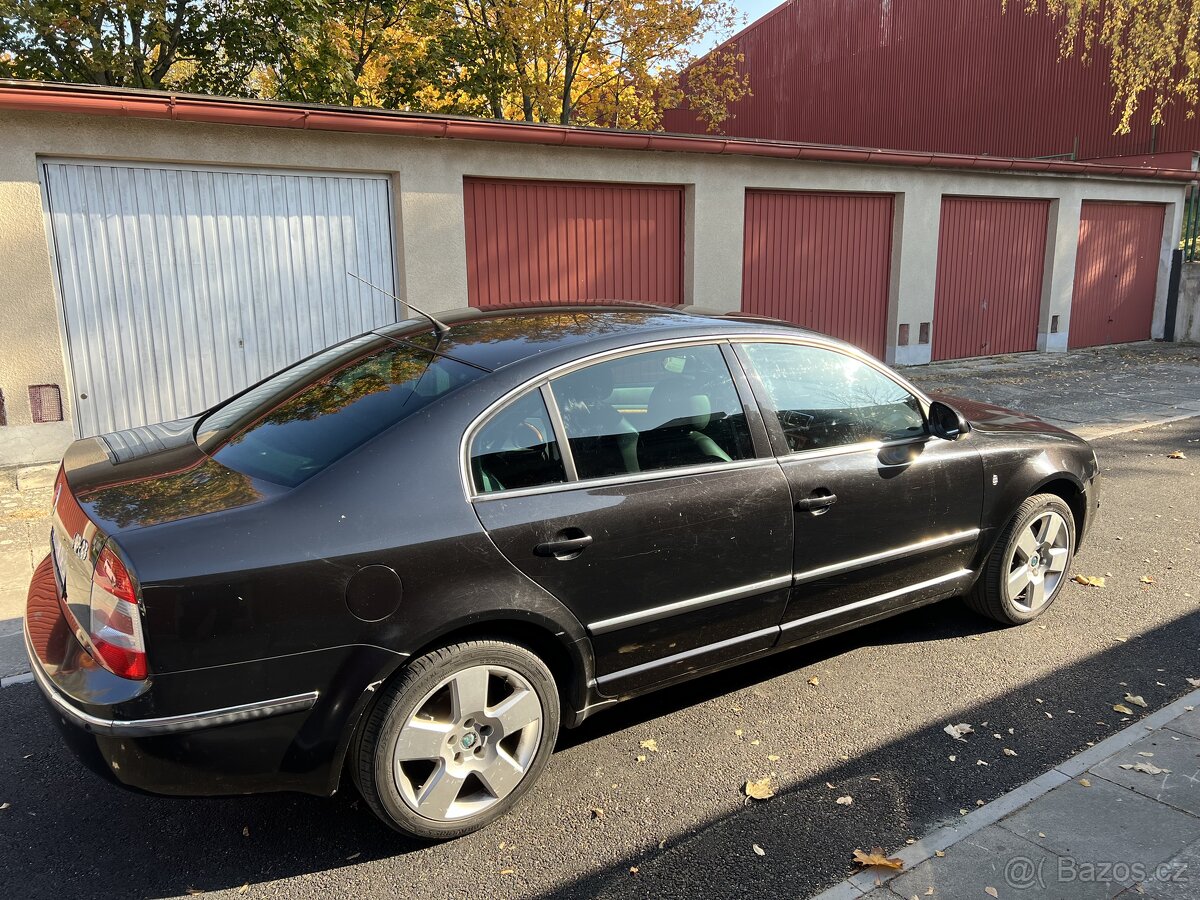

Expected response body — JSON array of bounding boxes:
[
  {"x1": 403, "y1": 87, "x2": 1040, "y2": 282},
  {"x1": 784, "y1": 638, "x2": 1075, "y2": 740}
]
[
  {"x1": 354, "y1": 639, "x2": 560, "y2": 840},
  {"x1": 966, "y1": 493, "x2": 1076, "y2": 625}
]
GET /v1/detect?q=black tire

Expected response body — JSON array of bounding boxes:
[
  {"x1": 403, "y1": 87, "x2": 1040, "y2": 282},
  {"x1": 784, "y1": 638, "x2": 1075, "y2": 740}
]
[
  {"x1": 966, "y1": 493, "x2": 1076, "y2": 625},
  {"x1": 353, "y1": 639, "x2": 560, "y2": 840}
]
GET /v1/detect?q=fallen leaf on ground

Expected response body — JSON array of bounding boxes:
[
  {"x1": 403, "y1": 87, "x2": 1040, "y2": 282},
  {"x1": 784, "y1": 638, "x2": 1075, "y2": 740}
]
[
  {"x1": 1137, "y1": 751, "x2": 1154, "y2": 757},
  {"x1": 852, "y1": 847, "x2": 903, "y2": 870},
  {"x1": 767, "y1": 754, "x2": 781, "y2": 762},
  {"x1": 639, "y1": 739, "x2": 658, "y2": 752},
  {"x1": 1073, "y1": 575, "x2": 1106, "y2": 588},
  {"x1": 976, "y1": 760, "x2": 989, "y2": 767},
  {"x1": 1140, "y1": 576, "x2": 1156, "y2": 584},
  {"x1": 1079, "y1": 778, "x2": 1091, "y2": 787},
  {"x1": 1187, "y1": 678, "x2": 1200, "y2": 687},
  {"x1": 500, "y1": 868, "x2": 516, "y2": 875},
  {"x1": 1003, "y1": 748, "x2": 1018, "y2": 757},
  {"x1": 744, "y1": 777, "x2": 776, "y2": 800},
  {"x1": 1169, "y1": 451, "x2": 1187, "y2": 459},
  {"x1": 808, "y1": 676, "x2": 820, "y2": 687},
  {"x1": 1124, "y1": 694, "x2": 1148, "y2": 708},
  {"x1": 238, "y1": 886, "x2": 248, "y2": 896},
  {"x1": 944, "y1": 723, "x2": 974, "y2": 741},
  {"x1": 753, "y1": 843, "x2": 766, "y2": 856},
  {"x1": 0, "y1": 803, "x2": 9, "y2": 810},
  {"x1": 590, "y1": 807, "x2": 605, "y2": 820},
  {"x1": 242, "y1": 826, "x2": 250, "y2": 838},
  {"x1": 635, "y1": 755, "x2": 646, "y2": 763},
  {"x1": 934, "y1": 850, "x2": 946, "y2": 858},
  {"x1": 629, "y1": 867, "x2": 639, "y2": 874},
  {"x1": 985, "y1": 888, "x2": 999, "y2": 898},
  {"x1": 949, "y1": 755, "x2": 957, "y2": 762},
  {"x1": 1119, "y1": 762, "x2": 1171, "y2": 775},
  {"x1": 836, "y1": 795, "x2": 853, "y2": 805},
  {"x1": 344, "y1": 851, "x2": 361, "y2": 862},
  {"x1": 734, "y1": 729, "x2": 744, "y2": 737},
  {"x1": 185, "y1": 890, "x2": 204, "y2": 896},
  {"x1": 1113, "y1": 704, "x2": 1134, "y2": 715}
]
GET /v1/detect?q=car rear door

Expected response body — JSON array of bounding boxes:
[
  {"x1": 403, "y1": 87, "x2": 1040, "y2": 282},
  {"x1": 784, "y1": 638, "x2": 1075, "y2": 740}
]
[
  {"x1": 468, "y1": 342, "x2": 794, "y2": 696},
  {"x1": 734, "y1": 340, "x2": 984, "y2": 640}
]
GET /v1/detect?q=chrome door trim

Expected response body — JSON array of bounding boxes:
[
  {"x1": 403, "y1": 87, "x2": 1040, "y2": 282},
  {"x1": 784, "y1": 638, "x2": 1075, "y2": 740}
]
[
  {"x1": 471, "y1": 456, "x2": 777, "y2": 502},
  {"x1": 783, "y1": 569, "x2": 973, "y2": 631},
  {"x1": 595, "y1": 626, "x2": 778, "y2": 687},
  {"x1": 588, "y1": 574, "x2": 792, "y2": 635},
  {"x1": 793, "y1": 528, "x2": 979, "y2": 585}
]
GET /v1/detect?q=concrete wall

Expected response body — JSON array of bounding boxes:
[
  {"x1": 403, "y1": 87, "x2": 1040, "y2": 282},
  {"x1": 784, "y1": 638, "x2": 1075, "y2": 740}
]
[
  {"x1": 0, "y1": 108, "x2": 1187, "y2": 466},
  {"x1": 1178, "y1": 263, "x2": 1200, "y2": 344}
]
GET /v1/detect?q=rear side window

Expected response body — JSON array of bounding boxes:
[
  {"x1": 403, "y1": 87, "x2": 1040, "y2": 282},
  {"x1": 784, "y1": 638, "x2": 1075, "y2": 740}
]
[
  {"x1": 470, "y1": 390, "x2": 567, "y2": 494},
  {"x1": 200, "y1": 337, "x2": 484, "y2": 487},
  {"x1": 550, "y1": 344, "x2": 753, "y2": 480}
]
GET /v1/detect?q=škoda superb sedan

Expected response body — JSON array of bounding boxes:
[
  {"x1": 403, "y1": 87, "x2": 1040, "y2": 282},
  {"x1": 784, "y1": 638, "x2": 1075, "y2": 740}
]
[{"x1": 25, "y1": 305, "x2": 1098, "y2": 839}]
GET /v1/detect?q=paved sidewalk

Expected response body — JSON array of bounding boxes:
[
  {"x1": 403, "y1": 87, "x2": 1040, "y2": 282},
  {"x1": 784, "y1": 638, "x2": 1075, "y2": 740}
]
[
  {"x1": 819, "y1": 689, "x2": 1200, "y2": 900},
  {"x1": 905, "y1": 341, "x2": 1200, "y2": 439},
  {"x1": 0, "y1": 465, "x2": 55, "y2": 678}
]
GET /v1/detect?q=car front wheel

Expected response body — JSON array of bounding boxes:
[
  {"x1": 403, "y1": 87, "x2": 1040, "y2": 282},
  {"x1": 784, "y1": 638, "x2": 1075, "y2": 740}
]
[
  {"x1": 966, "y1": 493, "x2": 1076, "y2": 625},
  {"x1": 354, "y1": 639, "x2": 560, "y2": 840}
]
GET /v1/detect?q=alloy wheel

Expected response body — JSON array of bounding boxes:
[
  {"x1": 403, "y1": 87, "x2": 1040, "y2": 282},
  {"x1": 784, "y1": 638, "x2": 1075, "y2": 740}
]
[
  {"x1": 391, "y1": 665, "x2": 543, "y2": 822},
  {"x1": 1005, "y1": 509, "x2": 1070, "y2": 613}
]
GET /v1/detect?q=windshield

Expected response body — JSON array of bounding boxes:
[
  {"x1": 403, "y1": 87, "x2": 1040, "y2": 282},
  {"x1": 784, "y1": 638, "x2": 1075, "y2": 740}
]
[{"x1": 197, "y1": 336, "x2": 485, "y2": 487}]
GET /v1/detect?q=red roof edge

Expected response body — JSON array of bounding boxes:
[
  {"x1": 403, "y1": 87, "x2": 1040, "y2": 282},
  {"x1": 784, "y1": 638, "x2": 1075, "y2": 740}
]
[{"x1": 0, "y1": 80, "x2": 1195, "y2": 183}]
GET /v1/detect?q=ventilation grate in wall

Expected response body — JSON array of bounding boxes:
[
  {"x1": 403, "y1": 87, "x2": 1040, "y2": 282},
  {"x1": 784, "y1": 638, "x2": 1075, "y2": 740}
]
[{"x1": 29, "y1": 384, "x2": 63, "y2": 424}]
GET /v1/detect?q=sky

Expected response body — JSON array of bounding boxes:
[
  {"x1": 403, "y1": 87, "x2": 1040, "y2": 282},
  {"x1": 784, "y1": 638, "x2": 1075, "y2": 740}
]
[{"x1": 695, "y1": 0, "x2": 783, "y2": 54}]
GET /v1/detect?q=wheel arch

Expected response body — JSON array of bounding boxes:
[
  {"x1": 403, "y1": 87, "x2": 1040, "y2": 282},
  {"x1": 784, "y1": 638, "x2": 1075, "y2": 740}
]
[{"x1": 324, "y1": 612, "x2": 597, "y2": 796}]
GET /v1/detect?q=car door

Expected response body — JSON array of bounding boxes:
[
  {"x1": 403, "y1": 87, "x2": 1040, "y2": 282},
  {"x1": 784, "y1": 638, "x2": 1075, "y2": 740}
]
[
  {"x1": 734, "y1": 340, "x2": 984, "y2": 640},
  {"x1": 468, "y1": 342, "x2": 794, "y2": 695}
]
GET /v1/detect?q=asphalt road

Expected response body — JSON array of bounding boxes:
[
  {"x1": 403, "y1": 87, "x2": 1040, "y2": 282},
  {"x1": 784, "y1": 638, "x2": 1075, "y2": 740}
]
[{"x1": 1, "y1": 420, "x2": 1198, "y2": 900}]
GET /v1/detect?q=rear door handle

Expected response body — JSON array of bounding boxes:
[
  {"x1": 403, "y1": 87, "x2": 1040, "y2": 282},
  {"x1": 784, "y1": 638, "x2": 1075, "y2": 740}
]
[
  {"x1": 534, "y1": 533, "x2": 593, "y2": 558},
  {"x1": 796, "y1": 493, "x2": 837, "y2": 512}
]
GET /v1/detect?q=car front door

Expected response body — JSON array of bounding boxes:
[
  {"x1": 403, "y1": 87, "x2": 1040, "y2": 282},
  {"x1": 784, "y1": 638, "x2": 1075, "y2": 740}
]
[
  {"x1": 468, "y1": 342, "x2": 794, "y2": 696},
  {"x1": 734, "y1": 340, "x2": 984, "y2": 641}
]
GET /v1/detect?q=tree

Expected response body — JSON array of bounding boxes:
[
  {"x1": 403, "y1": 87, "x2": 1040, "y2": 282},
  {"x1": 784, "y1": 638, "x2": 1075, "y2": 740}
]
[
  {"x1": 0, "y1": 0, "x2": 320, "y2": 95},
  {"x1": 1020, "y1": 0, "x2": 1200, "y2": 133}
]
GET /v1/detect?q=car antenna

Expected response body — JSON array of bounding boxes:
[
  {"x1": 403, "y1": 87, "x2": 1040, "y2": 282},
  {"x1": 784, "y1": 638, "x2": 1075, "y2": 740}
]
[{"x1": 347, "y1": 271, "x2": 451, "y2": 336}]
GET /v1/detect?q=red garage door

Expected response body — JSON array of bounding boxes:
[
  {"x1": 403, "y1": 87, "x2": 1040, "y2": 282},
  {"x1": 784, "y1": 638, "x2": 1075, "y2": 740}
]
[
  {"x1": 463, "y1": 178, "x2": 683, "y2": 308},
  {"x1": 1069, "y1": 202, "x2": 1166, "y2": 348},
  {"x1": 932, "y1": 197, "x2": 1050, "y2": 361},
  {"x1": 742, "y1": 190, "x2": 893, "y2": 358}
]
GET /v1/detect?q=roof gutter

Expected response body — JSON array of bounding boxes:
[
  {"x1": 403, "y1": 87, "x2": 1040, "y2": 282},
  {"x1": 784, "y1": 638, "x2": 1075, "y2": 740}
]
[{"x1": 0, "y1": 80, "x2": 1194, "y2": 183}]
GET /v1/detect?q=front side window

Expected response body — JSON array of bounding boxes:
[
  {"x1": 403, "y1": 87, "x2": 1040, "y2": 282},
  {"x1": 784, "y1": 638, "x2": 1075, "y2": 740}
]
[
  {"x1": 550, "y1": 344, "x2": 753, "y2": 480},
  {"x1": 470, "y1": 390, "x2": 567, "y2": 494},
  {"x1": 741, "y1": 343, "x2": 925, "y2": 452}
]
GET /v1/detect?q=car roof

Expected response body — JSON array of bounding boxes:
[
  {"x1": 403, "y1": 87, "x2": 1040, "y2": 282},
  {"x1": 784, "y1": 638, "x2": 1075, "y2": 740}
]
[{"x1": 373, "y1": 303, "x2": 818, "y2": 372}]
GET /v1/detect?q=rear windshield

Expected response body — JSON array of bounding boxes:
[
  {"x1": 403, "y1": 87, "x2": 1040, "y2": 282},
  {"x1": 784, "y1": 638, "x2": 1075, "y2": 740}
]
[{"x1": 196, "y1": 336, "x2": 484, "y2": 486}]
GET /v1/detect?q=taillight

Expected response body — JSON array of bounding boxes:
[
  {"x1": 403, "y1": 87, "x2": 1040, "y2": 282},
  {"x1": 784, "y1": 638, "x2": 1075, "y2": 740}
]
[{"x1": 89, "y1": 546, "x2": 147, "y2": 680}]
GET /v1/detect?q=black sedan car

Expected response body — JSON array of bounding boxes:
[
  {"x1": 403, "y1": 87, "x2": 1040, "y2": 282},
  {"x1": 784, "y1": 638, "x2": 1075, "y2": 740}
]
[{"x1": 25, "y1": 305, "x2": 1099, "y2": 839}]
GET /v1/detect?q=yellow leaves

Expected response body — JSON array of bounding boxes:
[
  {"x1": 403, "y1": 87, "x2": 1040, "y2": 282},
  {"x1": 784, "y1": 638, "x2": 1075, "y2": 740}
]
[
  {"x1": 1169, "y1": 451, "x2": 1187, "y2": 459},
  {"x1": 807, "y1": 676, "x2": 820, "y2": 687},
  {"x1": 985, "y1": 888, "x2": 999, "y2": 898},
  {"x1": 1124, "y1": 693, "x2": 1148, "y2": 708},
  {"x1": 852, "y1": 847, "x2": 904, "y2": 870},
  {"x1": 1079, "y1": 778, "x2": 1092, "y2": 787},
  {"x1": 639, "y1": 739, "x2": 658, "y2": 753},
  {"x1": 743, "y1": 777, "x2": 776, "y2": 800},
  {"x1": 1072, "y1": 574, "x2": 1106, "y2": 587},
  {"x1": 1113, "y1": 704, "x2": 1134, "y2": 715},
  {"x1": 1140, "y1": 575, "x2": 1156, "y2": 584}
]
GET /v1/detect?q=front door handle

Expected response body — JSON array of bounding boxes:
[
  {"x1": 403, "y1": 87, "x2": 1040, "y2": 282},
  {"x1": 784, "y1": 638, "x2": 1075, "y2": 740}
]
[
  {"x1": 534, "y1": 531, "x2": 593, "y2": 558},
  {"x1": 796, "y1": 492, "x2": 838, "y2": 512}
]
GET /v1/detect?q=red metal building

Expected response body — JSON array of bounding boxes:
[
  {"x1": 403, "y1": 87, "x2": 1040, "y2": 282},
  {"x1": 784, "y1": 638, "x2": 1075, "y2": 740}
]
[{"x1": 664, "y1": 0, "x2": 1199, "y2": 163}]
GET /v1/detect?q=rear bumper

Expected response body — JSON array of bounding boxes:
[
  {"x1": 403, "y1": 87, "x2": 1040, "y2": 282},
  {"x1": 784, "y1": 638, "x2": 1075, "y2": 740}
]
[{"x1": 25, "y1": 554, "x2": 401, "y2": 797}]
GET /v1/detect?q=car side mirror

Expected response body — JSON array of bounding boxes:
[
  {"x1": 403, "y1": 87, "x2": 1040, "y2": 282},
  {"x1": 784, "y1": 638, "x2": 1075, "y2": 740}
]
[{"x1": 928, "y1": 401, "x2": 969, "y2": 441}]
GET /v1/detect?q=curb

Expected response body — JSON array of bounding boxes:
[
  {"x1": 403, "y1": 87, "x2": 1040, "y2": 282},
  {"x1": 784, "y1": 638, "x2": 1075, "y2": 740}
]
[
  {"x1": 812, "y1": 686, "x2": 1200, "y2": 899},
  {"x1": 1, "y1": 672, "x2": 33, "y2": 688}
]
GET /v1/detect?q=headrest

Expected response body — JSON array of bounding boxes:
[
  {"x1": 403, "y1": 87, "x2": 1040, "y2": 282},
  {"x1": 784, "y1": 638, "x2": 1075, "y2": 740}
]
[{"x1": 646, "y1": 377, "x2": 712, "y2": 432}]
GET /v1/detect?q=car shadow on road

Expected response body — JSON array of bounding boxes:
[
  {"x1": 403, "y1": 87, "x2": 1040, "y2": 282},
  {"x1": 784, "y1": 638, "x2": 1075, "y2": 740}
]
[
  {"x1": 0, "y1": 600, "x2": 1049, "y2": 900},
  {"x1": 542, "y1": 610, "x2": 1200, "y2": 899}
]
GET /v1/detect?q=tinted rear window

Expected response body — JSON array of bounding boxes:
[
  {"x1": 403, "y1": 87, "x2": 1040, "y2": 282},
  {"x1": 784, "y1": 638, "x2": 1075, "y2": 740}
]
[{"x1": 197, "y1": 336, "x2": 484, "y2": 486}]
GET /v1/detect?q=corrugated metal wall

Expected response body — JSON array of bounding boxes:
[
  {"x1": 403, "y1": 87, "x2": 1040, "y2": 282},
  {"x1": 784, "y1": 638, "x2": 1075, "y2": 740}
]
[
  {"x1": 932, "y1": 197, "x2": 1049, "y2": 361},
  {"x1": 1069, "y1": 202, "x2": 1166, "y2": 348},
  {"x1": 41, "y1": 161, "x2": 396, "y2": 437},
  {"x1": 741, "y1": 190, "x2": 893, "y2": 357},
  {"x1": 463, "y1": 178, "x2": 683, "y2": 308},
  {"x1": 664, "y1": 0, "x2": 1190, "y2": 161}
]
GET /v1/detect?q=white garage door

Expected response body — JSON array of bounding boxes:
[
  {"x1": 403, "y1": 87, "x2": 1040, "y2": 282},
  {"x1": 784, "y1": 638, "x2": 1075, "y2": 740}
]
[{"x1": 41, "y1": 160, "x2": 397, "y2": 438}]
